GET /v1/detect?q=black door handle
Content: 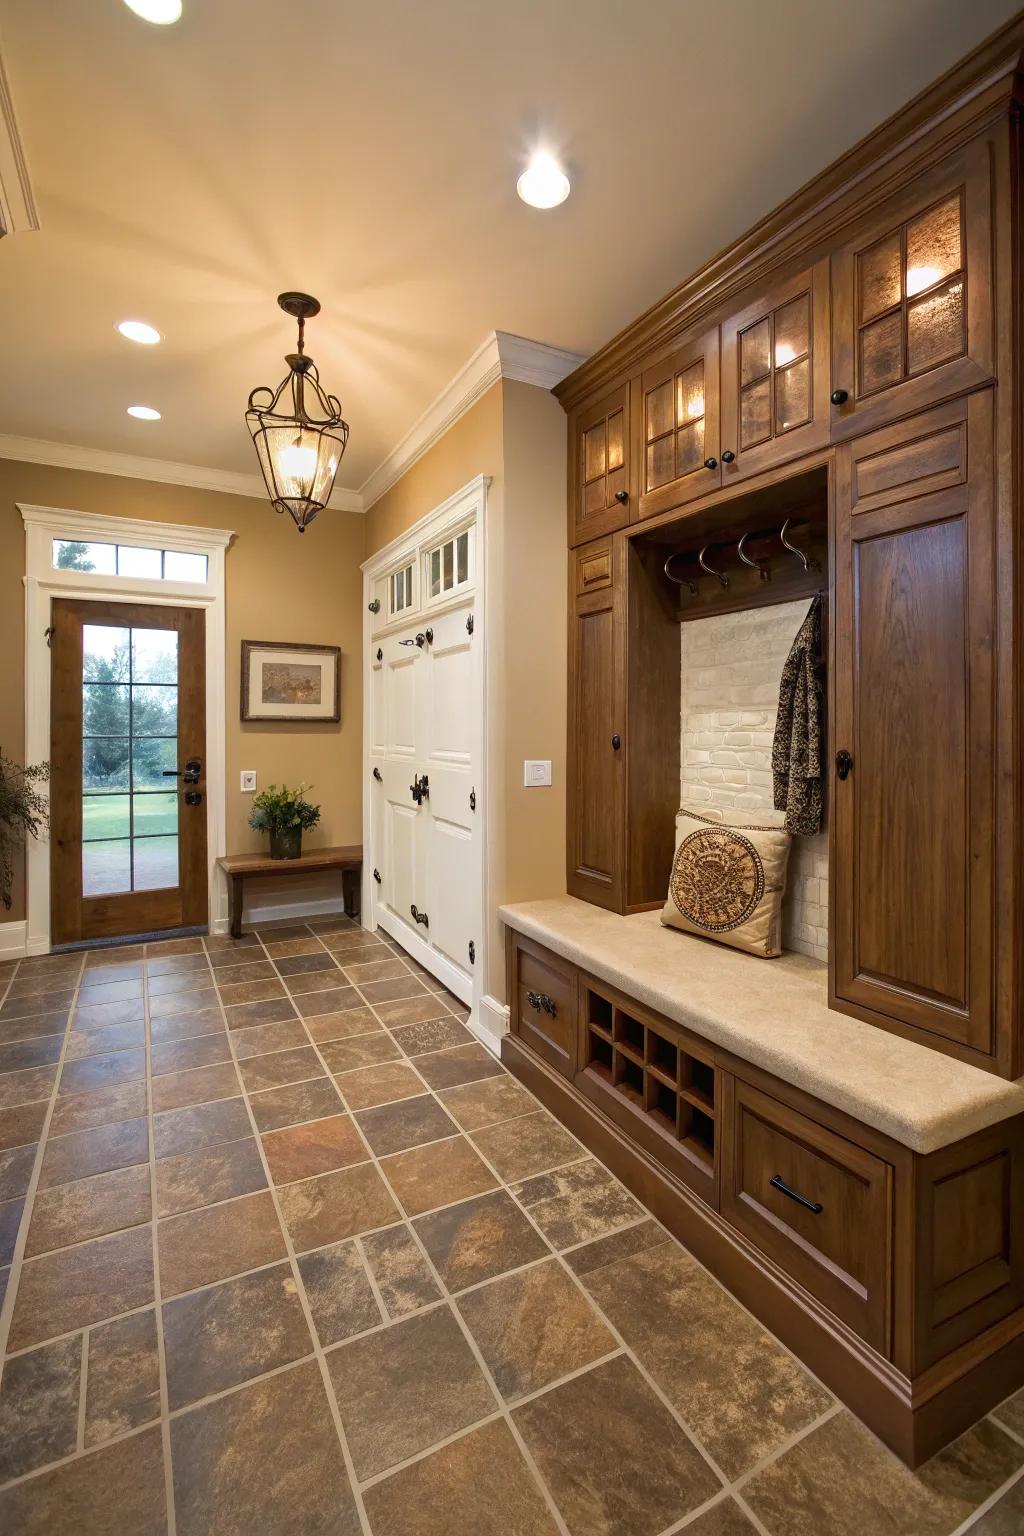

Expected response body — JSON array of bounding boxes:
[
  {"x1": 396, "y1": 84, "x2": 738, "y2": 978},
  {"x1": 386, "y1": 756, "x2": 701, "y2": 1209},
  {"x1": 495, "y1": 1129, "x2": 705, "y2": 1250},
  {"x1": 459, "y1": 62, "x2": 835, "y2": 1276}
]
[
  {"x1": 830, "y1": 388, "x2": 849, "y2": 405},
  {"x1": 614, "y1": 490, "x2": 629, "y2": 504},
  {"x1": 704, "y1": 456, "x2": 718, "y2": 470},
  {"x1": 836, "y1": 750, "x2": 853, "y2": 781},
  {"x1": 611, "y1": 734, "x2": 621, "y2": 750},
  {"x1": 721, "y1": 450, "x2": 736, "y2": 464},
  {"x1": 184, "y1": 791, "x2": 203, "y2": 807},
  {"x1": 770, "y1": 1173, "x2": 823, "y2": 1215}
]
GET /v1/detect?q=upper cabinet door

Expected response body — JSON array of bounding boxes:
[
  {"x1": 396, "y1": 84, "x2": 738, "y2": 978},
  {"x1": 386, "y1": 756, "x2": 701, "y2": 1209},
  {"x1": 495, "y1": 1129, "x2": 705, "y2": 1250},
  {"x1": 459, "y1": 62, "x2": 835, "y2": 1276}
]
[
  {"x1": 637, "y1": 326, "x2": 721, "y2": 520},
  {"x1": 719, "y1": 259, "x2": 831, "y2": 483},
  {"x1": 831, "y1": 392, "x2": 996, "y2": 1067},
  {"x1": 830, "y1": 138, "x2": 993, "y2": 440},
  {"x1": 569, "y1": 382, "x2": 632, "y2": 546}
]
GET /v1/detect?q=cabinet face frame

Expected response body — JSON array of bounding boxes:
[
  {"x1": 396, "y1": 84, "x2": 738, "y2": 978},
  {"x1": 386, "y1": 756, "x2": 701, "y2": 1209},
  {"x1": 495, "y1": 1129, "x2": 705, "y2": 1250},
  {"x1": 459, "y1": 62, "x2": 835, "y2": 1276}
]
[
  {"x1": 637, "y1": 325, "x2": 721, "y2": 520},
  {"x1": 830, "y1": 135, "x2": 994, "y2": 442},
  {"x1": 720, "y1": 258, "x2": 831, "y2": 483},
  {"x1": 569, "y1": 382, "x2": 633, "y2": 546},
  {"x1": 831, "y1": 391, "x2": 998, "y2": 1067}
]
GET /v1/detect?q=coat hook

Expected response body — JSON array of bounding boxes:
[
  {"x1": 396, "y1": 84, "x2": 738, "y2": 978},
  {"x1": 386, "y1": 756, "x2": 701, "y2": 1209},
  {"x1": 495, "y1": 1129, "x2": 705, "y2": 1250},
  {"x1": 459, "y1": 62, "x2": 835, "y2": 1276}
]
[
  {"x1": 780, "y1": 518, "x2": 820, "y2": 573},
  {"x1": 737, "y1": 531, "x2": 770, "y2": 582},
  {"x1": 663, "y1": 551, "x2": 697, "y2": 595},
  {"x1": 698, "y1": 544, "x2": 730, "y2": 588}
]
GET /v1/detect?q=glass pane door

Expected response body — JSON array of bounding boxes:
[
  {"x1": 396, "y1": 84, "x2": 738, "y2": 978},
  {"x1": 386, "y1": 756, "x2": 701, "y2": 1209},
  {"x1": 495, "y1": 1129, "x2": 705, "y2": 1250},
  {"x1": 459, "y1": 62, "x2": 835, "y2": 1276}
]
[{"x1": 81, "y1": 624, "x2": 179, "y2": 896}]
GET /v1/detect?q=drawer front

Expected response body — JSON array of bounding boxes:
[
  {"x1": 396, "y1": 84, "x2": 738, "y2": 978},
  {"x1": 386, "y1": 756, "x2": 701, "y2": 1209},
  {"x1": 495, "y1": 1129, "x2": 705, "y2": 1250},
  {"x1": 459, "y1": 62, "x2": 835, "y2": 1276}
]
[
  {"x1": 722, "y1": 1078, "x2": 893, "y2": 1352},
  {"x1": 513, "y1": 939, "x2": 577, "y2": 1077}
]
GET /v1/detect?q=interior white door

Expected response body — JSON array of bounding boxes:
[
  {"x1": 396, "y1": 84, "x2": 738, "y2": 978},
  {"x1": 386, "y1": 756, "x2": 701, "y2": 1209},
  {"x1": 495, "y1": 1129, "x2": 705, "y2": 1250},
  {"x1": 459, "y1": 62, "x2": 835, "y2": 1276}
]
[{"x1": 373, "y1": 626, "x2": 424, "y2": 947}]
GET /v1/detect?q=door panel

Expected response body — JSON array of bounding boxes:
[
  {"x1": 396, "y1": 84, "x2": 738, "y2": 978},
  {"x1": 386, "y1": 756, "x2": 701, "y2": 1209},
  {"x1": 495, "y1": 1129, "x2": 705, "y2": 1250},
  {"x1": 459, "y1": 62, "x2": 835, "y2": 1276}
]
[
  {"x1": 421, "y1": 606, "x2": 477, "y2": 990},
  {"x1": 830, "y1": 137, "x2": 994, "y2": 440},
  {"x1": 638, "y1": 325, "x2": 721, "y2": 519},
  {"x1": 832, "y1": 393, "x2": 995, "y2": 1060},
  {"x1": 720, "y1": 259, "x2": 830, "y2": 482},
  {"x1": 569, "y1": 382, "x2": 633, "y2": 545},
  {"x1": 567, "y1": 538, "x2": 624, "y2": 908},
  {"x1": 50, "y1": 599, "x2": 207, "y2": 944}
]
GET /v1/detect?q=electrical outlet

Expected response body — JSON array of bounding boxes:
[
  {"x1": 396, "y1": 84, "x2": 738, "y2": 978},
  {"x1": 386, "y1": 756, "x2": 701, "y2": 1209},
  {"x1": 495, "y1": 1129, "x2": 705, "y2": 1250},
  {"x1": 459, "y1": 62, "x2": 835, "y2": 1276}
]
[
  {"x1": 240, "y1": 771, "x2": 257, "y2": 793},
  {"x1": 523, "y1": 759, "x2": 552, "y2": 788}
]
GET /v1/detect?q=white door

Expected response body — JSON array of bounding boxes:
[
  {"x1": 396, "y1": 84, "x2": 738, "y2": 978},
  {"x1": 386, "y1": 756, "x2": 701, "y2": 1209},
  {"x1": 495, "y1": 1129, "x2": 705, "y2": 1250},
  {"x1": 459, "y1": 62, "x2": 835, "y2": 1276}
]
[{"x1": 363, "y1": 486, "x2": 485, "y2": 1014}]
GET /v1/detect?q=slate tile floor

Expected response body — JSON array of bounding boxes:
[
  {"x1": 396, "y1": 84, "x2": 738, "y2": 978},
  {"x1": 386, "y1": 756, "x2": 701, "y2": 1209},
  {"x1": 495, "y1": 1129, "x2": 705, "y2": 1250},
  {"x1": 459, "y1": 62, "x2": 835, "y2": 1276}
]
[{"x1": 0, "y1": 923, "x2": 1023, "y2": 1534}]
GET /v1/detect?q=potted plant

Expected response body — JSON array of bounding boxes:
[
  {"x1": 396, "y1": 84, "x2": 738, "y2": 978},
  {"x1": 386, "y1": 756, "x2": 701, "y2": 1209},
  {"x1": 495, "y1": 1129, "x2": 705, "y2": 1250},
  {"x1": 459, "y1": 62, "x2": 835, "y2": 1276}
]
[
  {"x1": 248, "y1": 781, "x2": 321, "y2": 860},
  {"x1": 0, "y1": 753, "x2": 50, "y2": 910}
]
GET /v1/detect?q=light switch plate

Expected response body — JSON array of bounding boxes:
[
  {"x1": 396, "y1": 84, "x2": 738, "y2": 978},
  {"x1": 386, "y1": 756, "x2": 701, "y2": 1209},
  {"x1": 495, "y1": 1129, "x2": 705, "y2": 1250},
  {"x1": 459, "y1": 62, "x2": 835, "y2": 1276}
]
[
  {"x1": 523, "y1": 759, "x2": 552, "y2": 787},
  {"x1": 240, "y1": 771, "x2": 257, "y2": 793}
]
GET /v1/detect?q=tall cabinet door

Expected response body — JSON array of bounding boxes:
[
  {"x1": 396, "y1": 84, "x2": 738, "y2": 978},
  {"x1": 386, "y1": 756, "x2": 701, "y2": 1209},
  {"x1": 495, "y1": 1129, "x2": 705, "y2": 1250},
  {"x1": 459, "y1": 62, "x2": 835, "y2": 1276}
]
[
  {"x1": 567, "y1": 536, "x2": 625, "y2": 909},
  {"x1": 569, "y1": 383, "x2": 632, "y2": 546},
  {"x1": 637, "y1": 326, "x2": 721, "y2": 520},
  {"x1": 832, "y1": 392, "x2": 995, "y2": 1063}
]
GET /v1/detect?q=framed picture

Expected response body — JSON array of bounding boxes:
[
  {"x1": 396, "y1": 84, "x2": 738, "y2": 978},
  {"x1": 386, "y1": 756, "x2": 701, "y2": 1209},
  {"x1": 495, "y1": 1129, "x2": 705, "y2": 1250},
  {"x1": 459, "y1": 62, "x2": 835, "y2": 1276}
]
[{"x1": 241, "y1": 641, "x2": 341, "y2": 722}]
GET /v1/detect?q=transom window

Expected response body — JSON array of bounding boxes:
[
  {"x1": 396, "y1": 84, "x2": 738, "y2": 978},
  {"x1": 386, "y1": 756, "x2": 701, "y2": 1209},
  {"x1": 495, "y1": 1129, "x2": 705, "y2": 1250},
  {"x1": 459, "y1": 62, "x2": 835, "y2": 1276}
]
[
  {"x1": 426, "y1": 529, "x2": 470, "y2": 599},
  {"x1": 52, "y1": 539, "x2": 208, "y2": 583},
  {"x1": 389, "y1": 563, "x2": 413, "y2": 616}
]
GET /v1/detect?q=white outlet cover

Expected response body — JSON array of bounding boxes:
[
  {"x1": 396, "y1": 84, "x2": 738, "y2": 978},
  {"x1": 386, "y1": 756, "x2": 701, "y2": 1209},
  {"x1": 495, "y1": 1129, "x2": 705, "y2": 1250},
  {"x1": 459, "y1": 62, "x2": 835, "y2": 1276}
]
[
  {"x1": 240, "y1": 771, "x2": 257, "y2": 792},
  {"x1": 523, "y1": 759, "x2": 552, "y2": 787}
]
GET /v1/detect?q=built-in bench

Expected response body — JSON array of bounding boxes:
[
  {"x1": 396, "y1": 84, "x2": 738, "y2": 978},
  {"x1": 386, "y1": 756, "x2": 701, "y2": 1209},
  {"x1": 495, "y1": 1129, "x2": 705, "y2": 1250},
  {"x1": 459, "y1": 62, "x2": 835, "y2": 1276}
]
[{"x1": 499, "y1": 897, "x2": 1024, "y2": 1469}]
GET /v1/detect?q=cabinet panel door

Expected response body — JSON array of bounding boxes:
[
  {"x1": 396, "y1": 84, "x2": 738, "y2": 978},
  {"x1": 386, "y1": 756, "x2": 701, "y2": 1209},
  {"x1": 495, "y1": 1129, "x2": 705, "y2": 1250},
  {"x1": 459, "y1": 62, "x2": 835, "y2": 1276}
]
[
  {"x1": 720, "y1": 259, "x2": 830, "y2": 482},
  {"x1": 638, "y1": 326, "x2": 721, "y2": 519},
  {"x1": 567, "y1": 537, "x2": 625, "y2": 908},
  {"x1": 569, "y1": 383, "x2": 632, "y2": 546},
  {"x1": 832, "y1": 393, "x2": 995, "y2": 1062},
  {"x1": 830, "y1": 137, "x2": 993, "y2": 440}
]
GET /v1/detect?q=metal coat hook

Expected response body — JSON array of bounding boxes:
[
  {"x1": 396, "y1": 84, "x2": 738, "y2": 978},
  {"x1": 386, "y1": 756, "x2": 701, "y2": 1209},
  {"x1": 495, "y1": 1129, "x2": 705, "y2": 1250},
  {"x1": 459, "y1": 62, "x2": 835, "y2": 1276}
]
[
  {"x1": 737, "y1": 530, "x2": 770, "y2": 582},
  {"x1": 663, "y1": 551, "x2": 697, "y2": 595},
  {"x1": 698, "y1": 543, "x2": 730, "y2": 588},
  {"x1": 780, "y1": 518, "x2": 820, "y2": 573}
]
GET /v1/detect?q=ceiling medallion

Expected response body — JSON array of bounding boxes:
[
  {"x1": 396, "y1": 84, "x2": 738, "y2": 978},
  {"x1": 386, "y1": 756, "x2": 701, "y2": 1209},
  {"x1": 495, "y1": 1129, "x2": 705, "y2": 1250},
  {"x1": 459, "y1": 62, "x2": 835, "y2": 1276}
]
[{"x1": 245, "y1": 293, "x2": 350, "y2": 533}]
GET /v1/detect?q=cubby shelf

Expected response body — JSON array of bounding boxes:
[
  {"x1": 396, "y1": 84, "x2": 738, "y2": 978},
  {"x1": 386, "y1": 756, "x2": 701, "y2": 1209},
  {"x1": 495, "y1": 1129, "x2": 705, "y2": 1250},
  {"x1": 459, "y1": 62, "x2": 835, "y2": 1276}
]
[{"x1": 584, "y1": 991, "x2": 716, "y2": 1168}]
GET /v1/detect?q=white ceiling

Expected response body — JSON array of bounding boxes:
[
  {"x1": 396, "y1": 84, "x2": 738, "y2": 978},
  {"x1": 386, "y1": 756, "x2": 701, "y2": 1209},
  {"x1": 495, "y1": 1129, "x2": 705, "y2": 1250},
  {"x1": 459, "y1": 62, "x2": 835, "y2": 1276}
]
[{"x1": 0, "y1": 0, "x2": 1017, "y2": 499}]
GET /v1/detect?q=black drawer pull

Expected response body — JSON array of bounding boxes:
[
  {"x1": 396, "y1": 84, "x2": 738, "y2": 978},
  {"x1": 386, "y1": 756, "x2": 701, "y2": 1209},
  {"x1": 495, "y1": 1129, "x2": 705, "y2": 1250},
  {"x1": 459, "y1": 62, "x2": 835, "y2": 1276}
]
[
  {"x1": 526, "y1": 990, "x2": 557, "y2": 1018},
  {"x1": 770, "y1": 1173, "x2": 823, "y2": 1215}
]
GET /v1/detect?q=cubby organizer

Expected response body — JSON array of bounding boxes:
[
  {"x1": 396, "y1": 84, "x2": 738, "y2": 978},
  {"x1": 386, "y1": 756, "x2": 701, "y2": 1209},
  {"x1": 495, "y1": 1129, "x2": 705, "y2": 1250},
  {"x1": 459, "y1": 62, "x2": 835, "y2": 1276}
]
[{"x1": 584, "y1": 989, "x2": 715, "y2": 1167}]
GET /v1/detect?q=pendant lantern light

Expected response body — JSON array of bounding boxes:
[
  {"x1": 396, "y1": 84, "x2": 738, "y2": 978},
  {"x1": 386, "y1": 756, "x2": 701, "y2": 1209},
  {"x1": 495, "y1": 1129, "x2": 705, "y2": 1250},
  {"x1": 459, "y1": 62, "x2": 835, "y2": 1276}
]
[{"x1": 245, "y1": 293, "x2": 350, "y2": 533}]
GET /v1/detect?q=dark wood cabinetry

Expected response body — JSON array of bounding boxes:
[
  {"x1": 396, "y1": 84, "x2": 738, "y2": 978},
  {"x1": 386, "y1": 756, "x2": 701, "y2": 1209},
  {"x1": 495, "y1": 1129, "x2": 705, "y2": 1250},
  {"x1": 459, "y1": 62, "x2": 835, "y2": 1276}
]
[
  {"x1": 832, "y1": 392, "x2": 999, "y2": 1066},
  {"x1": 638, "y1": 326, "x2": 721, "y2": 518},
  {"x1": 567, "y1": 536, "x2": 625, "y2": 908},
  {"x1": 569, "y1": 383, "x2": 632, "y2": 545}
]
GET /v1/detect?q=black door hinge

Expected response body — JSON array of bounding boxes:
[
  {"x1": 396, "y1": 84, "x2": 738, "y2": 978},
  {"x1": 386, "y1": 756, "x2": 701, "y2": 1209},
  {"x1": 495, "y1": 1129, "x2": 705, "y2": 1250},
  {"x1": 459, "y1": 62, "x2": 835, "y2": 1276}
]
[
  {"x1": 376, "y1": 647, "x2": 382, "y2": 662},
  {"x1": 466, "y1": 613, "x2": 474, "y2": 635},
  {"x1": 373, "y1": 868, "x2": 382, "y2": 884},
  {"x1": 410, "y1": 904, "x2": 429, "y2": 928},
  {"x1": 468, "y1": 940, "x2": 475, "y2": 964},
  {"x1": 44, "y1": 626, "x2": 55, "y2": 648},
  {"x1": 373, "y1": 767, "x2": 383, "y2": 783},
  {"x1": 469, "y1": 787, "x2": 476, "y2": 812}
]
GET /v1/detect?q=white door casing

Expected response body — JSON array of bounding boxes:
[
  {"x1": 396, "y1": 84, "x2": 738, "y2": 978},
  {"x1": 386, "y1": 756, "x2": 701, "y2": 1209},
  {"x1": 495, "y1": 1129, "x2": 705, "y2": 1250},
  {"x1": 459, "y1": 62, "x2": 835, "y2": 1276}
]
[{"x1": 362, "y1": 477, "x2": 488, "y2": 1024}]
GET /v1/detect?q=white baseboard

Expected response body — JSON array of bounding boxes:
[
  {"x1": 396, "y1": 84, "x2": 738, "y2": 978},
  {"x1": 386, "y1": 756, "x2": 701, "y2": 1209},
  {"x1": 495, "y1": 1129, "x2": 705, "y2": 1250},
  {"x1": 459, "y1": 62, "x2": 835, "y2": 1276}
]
[
  {"x1": 473, "y1": 993, "x2": 509, "y2": 1053},
  {"x1": 0, "y1": 920, "x2": 28, "y2": 960},
  {"x1": 374, "y1": 910, "x2": 472, "y2": 1008}
]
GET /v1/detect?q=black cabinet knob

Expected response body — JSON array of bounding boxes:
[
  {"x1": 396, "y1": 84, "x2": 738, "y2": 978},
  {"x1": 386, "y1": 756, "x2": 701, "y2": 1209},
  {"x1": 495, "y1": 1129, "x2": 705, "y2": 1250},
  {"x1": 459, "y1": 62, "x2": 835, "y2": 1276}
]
[
  {"x1": 835, "y1": 750, "x2": 853, "y2": 781},
  {"x1": 830, "y1": 388, "x2": 849, "y2": 405},
  {"x1": 614, "y1": 489, "x2": 629, "y2": 504},
  {"x1": 704, "y1": 456, "x2": 718, "y2": 470},
  {"x1": 611, "y1": 733, "x2": 621, "y2": 750},
  {"x1": 721, "y1": 450, "x2": 735, "y2": 464}
]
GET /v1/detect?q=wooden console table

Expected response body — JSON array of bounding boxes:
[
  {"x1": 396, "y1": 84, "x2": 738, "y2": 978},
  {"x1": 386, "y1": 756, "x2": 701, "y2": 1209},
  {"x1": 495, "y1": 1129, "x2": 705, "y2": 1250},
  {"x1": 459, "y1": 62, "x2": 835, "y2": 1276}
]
[{"x1": 217, "y1": 845, "x2": 362, "y2": 938}]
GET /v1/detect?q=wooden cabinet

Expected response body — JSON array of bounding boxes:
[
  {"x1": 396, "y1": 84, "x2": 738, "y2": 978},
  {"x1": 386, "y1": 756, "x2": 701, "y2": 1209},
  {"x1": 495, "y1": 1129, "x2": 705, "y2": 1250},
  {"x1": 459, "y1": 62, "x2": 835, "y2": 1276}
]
[
  {"x1": 830, "y1": 137, "x2": 994, "y2": 440},
  {"x1": 832, "y1": 392, "x2": 997, "y2": 1065},
  {"x1": 721, "y1": 1076, "x2": 892, "y2": 1353},
  {"x1": 637, "y1": 326, "x2": 721, "y2": 519},
  {"x1": 720, "y1": 259, "x2": 831, "y2": 482},
  {"x1": 567, "y1": 536, "x2": 625, "y2": 908},
  {"x1": 509, "y1": 935, "x2": 577, "y2": 1077},
  {"x1": 569, "y1": 383, "x2": 632, "y2": 545}
]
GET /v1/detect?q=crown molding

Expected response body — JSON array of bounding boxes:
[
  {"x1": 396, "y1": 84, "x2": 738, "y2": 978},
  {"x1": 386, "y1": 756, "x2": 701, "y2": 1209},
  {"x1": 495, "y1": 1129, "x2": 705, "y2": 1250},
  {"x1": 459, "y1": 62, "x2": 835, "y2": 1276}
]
[
  {"x1": 19, "y1": 502, "x2": 236, "y2": 551},
  {"x1": 359, "y1": 330, "x2": 585, "y2": 511},
  {"x1": 0, "y1": 48, "x2": 38, "y2": 236},
  {"x1": 0, "y1": 432, "x2": 365, "y2": 513}
]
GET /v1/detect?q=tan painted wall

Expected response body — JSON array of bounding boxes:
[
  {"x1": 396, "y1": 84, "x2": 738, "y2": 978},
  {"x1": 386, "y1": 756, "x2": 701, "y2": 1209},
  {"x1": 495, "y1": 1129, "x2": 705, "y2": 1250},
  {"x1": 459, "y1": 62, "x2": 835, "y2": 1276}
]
[
  {"x1": 362, "y1": 378, "x2": 567, "y2": 1008},
  {"x1": 0, "y1": 459, "x2": 364, "y2": 931}
]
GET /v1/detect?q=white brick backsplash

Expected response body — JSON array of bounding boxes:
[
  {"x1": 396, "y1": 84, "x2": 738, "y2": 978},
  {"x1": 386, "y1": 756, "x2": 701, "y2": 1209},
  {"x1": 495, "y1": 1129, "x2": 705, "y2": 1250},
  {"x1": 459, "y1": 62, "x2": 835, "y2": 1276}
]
[{"x1": 680, "y1": 599, "x2": 828, "y2": 962}]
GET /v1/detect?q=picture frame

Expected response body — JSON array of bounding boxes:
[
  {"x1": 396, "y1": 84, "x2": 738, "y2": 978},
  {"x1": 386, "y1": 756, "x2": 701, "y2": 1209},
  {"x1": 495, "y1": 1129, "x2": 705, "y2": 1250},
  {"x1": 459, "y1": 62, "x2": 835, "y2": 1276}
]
[{"x1": 240, "y1": 640, "x2": 341, "y2": 723}]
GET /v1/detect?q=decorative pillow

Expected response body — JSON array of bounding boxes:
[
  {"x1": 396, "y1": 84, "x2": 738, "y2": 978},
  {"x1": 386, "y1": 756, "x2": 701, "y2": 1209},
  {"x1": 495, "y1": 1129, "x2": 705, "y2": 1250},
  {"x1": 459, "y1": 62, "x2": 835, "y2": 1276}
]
[{"x1": 661, "y1": 804, "x2": 792, "y2": 958}]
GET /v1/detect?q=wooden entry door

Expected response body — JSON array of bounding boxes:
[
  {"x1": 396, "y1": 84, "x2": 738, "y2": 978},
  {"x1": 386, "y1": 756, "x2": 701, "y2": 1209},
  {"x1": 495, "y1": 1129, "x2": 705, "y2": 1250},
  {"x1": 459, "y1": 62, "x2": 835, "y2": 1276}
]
[{"x1": 50, "y1": 599, "x2": 208, "y2": 944}]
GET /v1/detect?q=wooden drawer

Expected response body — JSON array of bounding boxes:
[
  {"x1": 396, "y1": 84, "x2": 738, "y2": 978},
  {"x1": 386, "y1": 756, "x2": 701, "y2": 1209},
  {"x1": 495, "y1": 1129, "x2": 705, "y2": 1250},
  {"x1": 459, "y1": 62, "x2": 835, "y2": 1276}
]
[
  {"x1": 512, "y1": 937, "x2": 577, "y2": 1077},
  {"x1": 721, "y1": 1077, "x2": 893, "y2": 1353}
]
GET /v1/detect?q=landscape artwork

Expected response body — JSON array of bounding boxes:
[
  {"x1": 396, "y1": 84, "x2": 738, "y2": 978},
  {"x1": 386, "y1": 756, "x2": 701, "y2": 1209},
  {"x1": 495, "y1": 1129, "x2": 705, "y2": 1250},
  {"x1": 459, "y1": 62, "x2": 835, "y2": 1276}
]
[{"x1": 241, "y1": 641, "x2": 340, "y2": 722}]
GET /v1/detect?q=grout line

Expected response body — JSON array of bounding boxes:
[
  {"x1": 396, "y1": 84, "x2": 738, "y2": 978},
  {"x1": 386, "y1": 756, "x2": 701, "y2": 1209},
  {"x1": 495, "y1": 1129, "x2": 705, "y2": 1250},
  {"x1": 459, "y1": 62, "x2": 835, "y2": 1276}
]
[
  {"x1": 950, "y1": 1458, "x2": 1024, "y2": 1535},
  {"x1": 76, "y1": 1327, "x2": 88, "y2": 1454},
  {"x1": 354, "y1": 1408, "x2": 508, "y2": 1493},
  {"x1": 350, "y1": 1233, "x2": 389, "y2": 1325}
]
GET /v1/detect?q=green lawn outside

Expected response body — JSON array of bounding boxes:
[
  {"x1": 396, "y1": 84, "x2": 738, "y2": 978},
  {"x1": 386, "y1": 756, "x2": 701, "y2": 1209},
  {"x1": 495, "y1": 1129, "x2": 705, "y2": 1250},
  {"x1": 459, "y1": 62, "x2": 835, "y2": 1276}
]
[{"x1": 82, "y1": 793, "x2": 178, "y2": 840}]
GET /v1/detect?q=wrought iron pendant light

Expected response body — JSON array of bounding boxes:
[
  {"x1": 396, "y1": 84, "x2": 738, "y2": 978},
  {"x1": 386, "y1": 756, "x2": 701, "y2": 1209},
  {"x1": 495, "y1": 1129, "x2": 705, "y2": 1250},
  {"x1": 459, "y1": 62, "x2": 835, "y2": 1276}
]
[{"x1": 245, "y1": 293, "x2": 350, "y2": 533}]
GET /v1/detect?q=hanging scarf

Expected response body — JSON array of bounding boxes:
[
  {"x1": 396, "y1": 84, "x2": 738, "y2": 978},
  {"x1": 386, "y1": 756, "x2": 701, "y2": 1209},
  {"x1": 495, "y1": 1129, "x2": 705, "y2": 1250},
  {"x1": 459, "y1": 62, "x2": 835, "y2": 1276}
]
[{"x1": 772, "y1": 596, "x2": 824, "y2": 836}]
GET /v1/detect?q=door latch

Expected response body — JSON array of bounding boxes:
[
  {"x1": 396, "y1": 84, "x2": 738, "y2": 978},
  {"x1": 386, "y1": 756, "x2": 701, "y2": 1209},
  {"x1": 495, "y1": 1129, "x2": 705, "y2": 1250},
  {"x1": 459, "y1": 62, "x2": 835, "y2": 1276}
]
[
  {"x1": 184, "y1": 790, "x2": 203, "y2": 807},
  {"x1": 469, "y1": 787, "x2": 476, "y2": 812},
  {"x1": 376, "y1": 647, "x2": 383, "y2": 662},
  {"x1": 373, "y1": 767, "x2": 383, "y2": 783},
  {"x1": 468, "y1": 939, "x2": 475, "y2": 964},
  {"x1": 414, "y1": 629, "x2": 434, "y2": 648},
  {"x1": 410, "y1": 904, "x2": 429, "y2": 928},
  {"x1": 466, "y1": 613, "x2": 474, "y2": 636},
  {"x1": 373, "y1": 868, "x2": 382, "y2": 885},
  {"x1": 410, "y1": 773, "x2": 430, "y2": 804}
]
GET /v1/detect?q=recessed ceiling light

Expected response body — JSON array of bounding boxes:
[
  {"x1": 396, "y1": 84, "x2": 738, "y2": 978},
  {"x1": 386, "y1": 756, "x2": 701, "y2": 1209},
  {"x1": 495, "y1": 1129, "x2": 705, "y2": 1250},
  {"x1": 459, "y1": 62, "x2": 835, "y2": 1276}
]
[
  {"x1": 117, "y1": 320, "x2": 162, "y2": 345},
  {"x1": 123, "y1": 0, "x2": 182, "y2": 24},
  {"x1": 127, "y1": 405, "x2": 161, "y2": 421},
  {"x1": 516, "y1": 151, "x2": 570, "y2": 210}
]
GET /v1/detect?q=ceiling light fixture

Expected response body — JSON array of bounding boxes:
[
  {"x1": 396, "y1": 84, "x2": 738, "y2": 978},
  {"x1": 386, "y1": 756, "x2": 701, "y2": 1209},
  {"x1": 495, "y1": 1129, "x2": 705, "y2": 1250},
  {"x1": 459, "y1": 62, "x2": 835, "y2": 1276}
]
[
  {"x1": 117, "y1": 320, "x2": 162, "y2": 345},
  {"x1": 127, "y1": 404, "x2": 161, "y2": 420},
  {"x1": 245, "y1": 293, "x2": 350, "y2": 534},
  {"x1": 517, "y1": 151, "x2": 570, "y2": 209},
  {"x1": 123, "y1": 0, "x2": 183, "y2": 23}
]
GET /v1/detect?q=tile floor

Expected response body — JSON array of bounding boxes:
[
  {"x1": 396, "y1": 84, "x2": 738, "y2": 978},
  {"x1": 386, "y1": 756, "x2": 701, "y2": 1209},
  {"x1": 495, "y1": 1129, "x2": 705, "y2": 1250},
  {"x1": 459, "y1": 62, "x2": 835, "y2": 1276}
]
[{"x1": 0, "y1": 917, "x2": 1023, "y2": 1534}]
